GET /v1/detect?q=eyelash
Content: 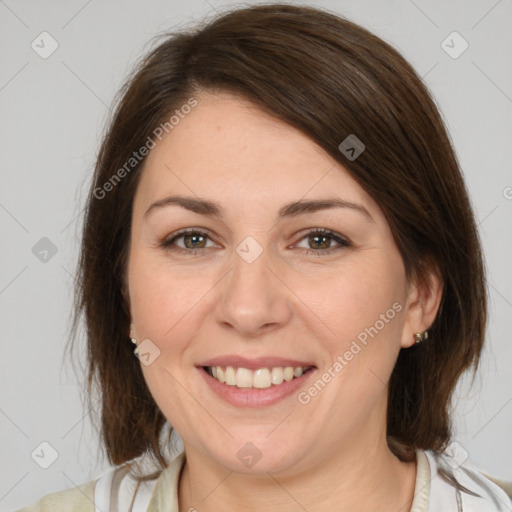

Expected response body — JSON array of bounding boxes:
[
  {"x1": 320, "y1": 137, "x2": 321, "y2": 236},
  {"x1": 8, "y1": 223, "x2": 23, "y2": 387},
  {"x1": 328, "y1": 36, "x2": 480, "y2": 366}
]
[{"x1": 158, "y1": 227, "x2": 351, "y2": 256}]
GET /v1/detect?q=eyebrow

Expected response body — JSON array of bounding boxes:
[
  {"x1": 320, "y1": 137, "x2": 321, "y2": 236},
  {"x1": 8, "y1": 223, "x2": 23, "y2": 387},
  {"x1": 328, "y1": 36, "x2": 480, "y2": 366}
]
[{"x1": 143, "y1": 195, "x2": 374, "y2": 223}]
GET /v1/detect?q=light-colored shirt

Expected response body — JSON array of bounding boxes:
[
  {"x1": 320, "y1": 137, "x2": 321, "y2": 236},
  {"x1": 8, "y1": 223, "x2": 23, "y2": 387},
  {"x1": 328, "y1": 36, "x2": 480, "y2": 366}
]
[{"x1": 15, "y1": 449, "x2": 512, "y2": 511}]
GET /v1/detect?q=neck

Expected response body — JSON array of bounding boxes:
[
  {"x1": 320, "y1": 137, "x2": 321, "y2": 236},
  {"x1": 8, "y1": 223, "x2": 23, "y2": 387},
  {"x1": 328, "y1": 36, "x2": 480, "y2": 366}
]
[{"x1": 178, "y1": 437, "x2": 417, "y2": 512}]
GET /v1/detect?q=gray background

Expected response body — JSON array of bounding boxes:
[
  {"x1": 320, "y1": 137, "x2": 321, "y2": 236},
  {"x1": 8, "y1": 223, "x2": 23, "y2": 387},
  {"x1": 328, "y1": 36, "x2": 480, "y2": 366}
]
[{"x1": 1, "y1": 0, "x2": 511, "y2": 510}]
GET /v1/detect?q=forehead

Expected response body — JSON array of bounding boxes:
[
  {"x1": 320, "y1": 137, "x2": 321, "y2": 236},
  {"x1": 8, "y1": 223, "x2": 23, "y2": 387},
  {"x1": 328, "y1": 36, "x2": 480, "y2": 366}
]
[{"x1": 134, "y1": 91, "x2": 380, "y2": 221}]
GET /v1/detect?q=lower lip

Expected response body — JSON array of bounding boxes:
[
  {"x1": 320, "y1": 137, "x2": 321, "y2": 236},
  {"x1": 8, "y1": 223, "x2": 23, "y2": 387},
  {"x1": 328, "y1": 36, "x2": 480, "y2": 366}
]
[{"x1": 197, "y1": 366, "x2": 317, "y2": 407}]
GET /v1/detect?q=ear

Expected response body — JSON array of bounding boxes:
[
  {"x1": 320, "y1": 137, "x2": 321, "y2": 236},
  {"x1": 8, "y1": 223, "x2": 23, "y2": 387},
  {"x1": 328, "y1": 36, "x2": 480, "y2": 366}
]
[{"x1": 400, "y1": 262, "x2": 443, "y2": 349}]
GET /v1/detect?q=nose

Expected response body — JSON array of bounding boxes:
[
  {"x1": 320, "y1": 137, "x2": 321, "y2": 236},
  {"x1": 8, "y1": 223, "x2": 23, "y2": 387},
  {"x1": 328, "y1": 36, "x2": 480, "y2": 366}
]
[{"x1": 214, "y1": 240, "x2": 293, "y2": 338}]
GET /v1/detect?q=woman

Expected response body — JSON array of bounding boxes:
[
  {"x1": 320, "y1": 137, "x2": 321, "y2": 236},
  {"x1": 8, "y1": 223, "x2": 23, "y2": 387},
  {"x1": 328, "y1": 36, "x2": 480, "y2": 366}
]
[{"x1": 17, "y1": 3, "x2": 512, "y2": 511}]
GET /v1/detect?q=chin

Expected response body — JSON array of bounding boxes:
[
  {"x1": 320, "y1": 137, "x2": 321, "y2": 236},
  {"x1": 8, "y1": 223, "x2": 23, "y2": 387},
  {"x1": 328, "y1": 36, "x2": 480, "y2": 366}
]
[{"x1": 205, "y1": 433, "x2": 307, "y2": 474}]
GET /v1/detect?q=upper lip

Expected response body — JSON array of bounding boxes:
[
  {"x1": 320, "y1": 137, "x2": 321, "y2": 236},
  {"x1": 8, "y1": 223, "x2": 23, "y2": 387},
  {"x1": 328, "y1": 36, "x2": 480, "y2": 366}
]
[{"x1": 197, "y1": 356, "x2": 316, "y2": 371}]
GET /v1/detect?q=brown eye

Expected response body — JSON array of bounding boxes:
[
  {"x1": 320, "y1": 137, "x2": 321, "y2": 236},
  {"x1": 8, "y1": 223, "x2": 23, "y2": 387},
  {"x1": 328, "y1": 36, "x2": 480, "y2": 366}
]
[
  {"x1": 182, "y1": 233, "x2": 208, "y2": 249},
  {"x1": 308, "y1": 233, "x2": 332, "y2": 250},
  {"x1": 159, "y1": 229, "x2": 215, "y2": 253},
  {"x1": 296, "y1": 229, "x2": 350, "y2": 256}
]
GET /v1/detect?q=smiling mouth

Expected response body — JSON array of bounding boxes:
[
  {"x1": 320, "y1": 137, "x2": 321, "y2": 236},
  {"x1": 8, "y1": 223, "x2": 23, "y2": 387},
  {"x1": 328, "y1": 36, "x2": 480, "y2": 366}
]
[{"x1": 203, "y1": 365, "x2": 315, "y2": 389}]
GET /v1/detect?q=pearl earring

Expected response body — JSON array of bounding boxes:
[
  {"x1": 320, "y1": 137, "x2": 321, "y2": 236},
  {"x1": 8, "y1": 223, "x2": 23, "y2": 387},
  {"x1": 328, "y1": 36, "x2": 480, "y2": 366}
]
[{"x1": 130, "y1": 324, "x2": 138, "y2": 355}]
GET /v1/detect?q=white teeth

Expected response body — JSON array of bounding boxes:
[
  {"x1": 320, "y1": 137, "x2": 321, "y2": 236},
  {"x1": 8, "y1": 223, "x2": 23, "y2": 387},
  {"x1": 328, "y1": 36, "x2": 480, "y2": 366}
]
[
  {"x1": 207, "y1": 365, "x2": 310, "y2": 389},
  {"x1": 271, "y1": 367, "x2": 284, "y2": 385},
  {"x1": 283, "y1": 367, "x2": 294, "y2": 381},
  {"x1": 253, "y1": 368, "x2": 271, "y2": 389},
  {"x1": 235, "y1": 367, "x2": 253, "y2": 388},
  {"x1": 225, "y1": 366, "x2": 236, "y2": 385}
]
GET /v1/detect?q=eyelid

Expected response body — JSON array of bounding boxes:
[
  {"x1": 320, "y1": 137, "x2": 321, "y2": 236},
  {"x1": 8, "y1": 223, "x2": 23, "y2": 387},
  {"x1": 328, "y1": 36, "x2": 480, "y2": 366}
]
[
  {"x1": 293, "y1": 228, "x2": 351, "y2": 254},
  {"x1": 159, "y1": 227, "x2": 218, "y2": 251}
]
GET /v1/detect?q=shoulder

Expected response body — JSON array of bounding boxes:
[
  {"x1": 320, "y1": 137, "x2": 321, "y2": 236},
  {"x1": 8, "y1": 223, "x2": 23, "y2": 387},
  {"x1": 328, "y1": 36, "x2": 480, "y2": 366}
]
[
  {"x1": 483, "y1": 476, "x2": 512, "y2": 501},
  {"x1": 14, "y1": 465, "x2": 157, "y2": 512},
  {"x1": 423, "y1": 447, "x2": 512, "y2": 511},
  {"x1": 14, "y1": 453, "x2": 181, "y2": 512},
  {"x1": 14, "y1": 479, "x2": 96, "y2": 512}
]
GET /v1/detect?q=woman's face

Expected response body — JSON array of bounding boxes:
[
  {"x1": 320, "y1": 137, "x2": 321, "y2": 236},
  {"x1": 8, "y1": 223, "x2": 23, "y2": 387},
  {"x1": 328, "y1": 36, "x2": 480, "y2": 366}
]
[{"x1": 127, "y1": 91, "x2": 426, "y2": 474}]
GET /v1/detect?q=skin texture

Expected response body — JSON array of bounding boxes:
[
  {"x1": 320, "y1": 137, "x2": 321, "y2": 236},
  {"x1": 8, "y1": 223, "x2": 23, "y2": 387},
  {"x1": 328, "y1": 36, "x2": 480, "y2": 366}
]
[{"x1": 126, "y1": 91, "x2": 443, "y2": 512}]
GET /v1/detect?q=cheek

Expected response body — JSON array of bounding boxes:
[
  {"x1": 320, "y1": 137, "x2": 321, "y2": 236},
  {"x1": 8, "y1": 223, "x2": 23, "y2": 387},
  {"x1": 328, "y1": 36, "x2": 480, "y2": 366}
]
[
  {"x1": 128, "y1": 255, "x2": 210, "y2": 428},
  {"x1": 308, "y1": 265, "x2": 403, "y2": 410},
  {"x1": 129, "y1": 251, "x2": 199, "y2": 334},
  {"x1": 128, "y1": 252, "x2": 219, "y2": 377},
  {"x1": 316, "y1": 256, "x2": 404, "y2": 347},
  {"x1": 309, "y1": 257, "x2": 406, "y2": 409}
]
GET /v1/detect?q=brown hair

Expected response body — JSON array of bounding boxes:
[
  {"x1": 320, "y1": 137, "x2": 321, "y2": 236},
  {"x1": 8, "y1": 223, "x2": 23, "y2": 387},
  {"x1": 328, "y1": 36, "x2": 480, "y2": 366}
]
[{"x1": 69, "y1": 3, "x2": 487, "y2": 479}]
